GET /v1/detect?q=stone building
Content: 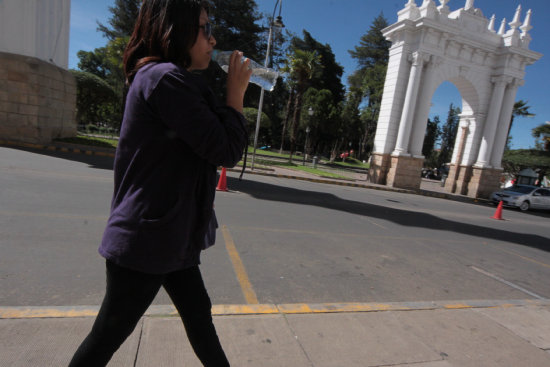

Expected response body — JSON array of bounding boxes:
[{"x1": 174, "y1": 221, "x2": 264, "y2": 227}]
[
  {"x1": 368, "y1": 0, "x2": 541, "y2": 198},
  {"x1": 0, "y1": 0, "x2": 76, "y2": 144}
]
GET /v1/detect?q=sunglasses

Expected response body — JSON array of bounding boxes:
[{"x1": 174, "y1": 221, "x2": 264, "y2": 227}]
[{"x1": 199, "y1": 22, "x2": 212, "y2": 39}]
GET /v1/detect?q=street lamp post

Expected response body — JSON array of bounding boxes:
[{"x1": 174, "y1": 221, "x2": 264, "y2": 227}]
[
  {"x1": 302, "y1": 126, "x2": 310, "y2": 166},
  {"x1": 303, "y1": 107, "x2": 313, "y2": 166},
  {"x1": 251, "y1": 0, "x2": 284, "y2": 171}
]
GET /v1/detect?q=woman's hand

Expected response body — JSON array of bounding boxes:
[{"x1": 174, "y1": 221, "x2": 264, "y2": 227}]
[{"x1": 225, "y1": 51, "x2": 252, "y2": 113}]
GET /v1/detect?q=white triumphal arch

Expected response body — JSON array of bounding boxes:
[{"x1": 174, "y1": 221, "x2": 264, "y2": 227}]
[{"x1": 368, "y1": 0, "x2": 541, "y2": 198}]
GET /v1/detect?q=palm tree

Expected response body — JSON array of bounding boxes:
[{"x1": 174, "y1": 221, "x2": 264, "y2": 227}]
[
  {"x1": 279, "y1": 85, "x2": 295, "y2": 154},
  {"x1": 507, "y1": 100, "x2": 535, "y2": 148},
  {"x1": 282, "y1": 49, "x2": 323, "y2": 162}
]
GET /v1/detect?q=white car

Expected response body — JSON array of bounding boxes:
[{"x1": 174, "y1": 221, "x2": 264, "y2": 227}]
[{"x1": 490, "y1": 185, "x2": 550, "y2": 211}]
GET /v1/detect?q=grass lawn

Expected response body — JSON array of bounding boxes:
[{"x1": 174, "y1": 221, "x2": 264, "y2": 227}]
[
  {"x1": 54, "y1": 134, "x2": 118, "y2": 149},
  {"x1": 52, "y1": 138, "x2": 354, "y2": 180},
  {"x1": 253, "y1": 158, "x2": 352, "y2": 180}
]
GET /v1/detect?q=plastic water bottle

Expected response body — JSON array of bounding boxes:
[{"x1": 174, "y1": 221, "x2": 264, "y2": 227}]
[{"x1": 212, "y1": 50, "x2": 279, "y2": 91}]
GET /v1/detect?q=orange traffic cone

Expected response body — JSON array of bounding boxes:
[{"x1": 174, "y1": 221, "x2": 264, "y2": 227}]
[
  {"x1": 216, "y1": 167, "x2": 228, "y2": 191},
  {"x1": 491, "y1": 200, "x2": 504, "y2": 220}
]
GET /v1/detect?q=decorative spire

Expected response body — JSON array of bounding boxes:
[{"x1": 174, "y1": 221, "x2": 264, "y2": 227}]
[
  {"x1": 398, "y1": 0, "x2": 419, "y2": 21},
  {"x1": 465, "y1": 0, "x2": 474, "y2": 11},
  {"x1": 509, "y1": 5, "x2": 522, "y2": 30},
  {"x1": 488, "y1": 14, "x2": 496, "y2": 32},
  {"x1": 498, "y1": 18, "x2": 506, "y2": 35},
  {"x1": 520, "y1": 9, "x2": 533, "y2": 34}
]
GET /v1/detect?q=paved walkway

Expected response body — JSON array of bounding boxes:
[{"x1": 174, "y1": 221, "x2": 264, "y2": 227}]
[
  {"x1": 3, "y1": 140, "x2": 549, "y2": 366},
  {"x1": 2, "y1": 300, "x2": 550, "y2": 366}
]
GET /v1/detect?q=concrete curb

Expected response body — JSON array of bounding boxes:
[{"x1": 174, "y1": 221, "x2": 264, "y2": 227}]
[
  {"x1": 2, "y1": 299, "x2": 549, "y2": 319},
  {"x1": 0, "y1": 139, "x2": 115, "y2": 157}
]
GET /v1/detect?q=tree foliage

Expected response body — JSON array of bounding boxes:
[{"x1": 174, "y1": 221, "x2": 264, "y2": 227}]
[
  {"x1": 347, "y1": 13, "x2": 391, "y2": 159},
  {"x1": 73, "y1": 1, "x2": 139, "y2": 128},
  {"x1": 282, "y1": 48, "x2": 323, "y2": 162},
  {"x1": 506, "y1": 100, "x2": 535, "y2": 149},
  {"x1": 96, "y1": 0, "x2": 140, "y2": 40},
  {"x1": 502, "y1": 149, "x2": 550, "y2": 180},
  {"x1": 242, "y1": 107, "x2": 271, "y2": 145},
  {"x1": 437, "y1": 103, "x2": 461, "y2": 166},
  {"x1": 201, "y1": 0, "x2": 268, "y2": 108},
  {"x1": 532, "y1": 123, "x2": 550, "y2": 151},
  {"x1": 301, "y1": 88, "x2": 340, "y2": 157},
  {"x1": 423, "y1": 116, "x2": 441, "y2": 166},
  {"x1": 291, "y1": 31, "x2": 345, "y2": 104},
  {"x1": 70, "y1": 70, "x2": 117, "y2": 125}
]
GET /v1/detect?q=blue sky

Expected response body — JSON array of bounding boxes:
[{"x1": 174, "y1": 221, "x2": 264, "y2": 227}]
[{"x1": 69, "y1": 0, "x2": 549, "y2": 149}]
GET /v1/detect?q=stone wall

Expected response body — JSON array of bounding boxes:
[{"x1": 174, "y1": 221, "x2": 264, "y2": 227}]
[
  {"x1": 468, "y1": 167, "x2": 502, "y2": 199},
  {"x1": 368, "y1": 153, "x2": 392, "y2": 185},
  {"x1": 0, "y1": 52, "x2": 76, "y2": 144},
  {"x1": 386, "y1": 155, "x2": 424, "y2": 190}
]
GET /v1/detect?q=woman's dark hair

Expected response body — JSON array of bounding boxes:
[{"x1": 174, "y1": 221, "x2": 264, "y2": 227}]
[{"x1": 123, "y1": 0, "x2": 210, "y2": 84}]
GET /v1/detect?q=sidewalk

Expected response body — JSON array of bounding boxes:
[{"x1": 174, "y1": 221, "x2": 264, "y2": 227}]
[{"x1": 2, "y1": 300, "x2": 550, "y2": 366}]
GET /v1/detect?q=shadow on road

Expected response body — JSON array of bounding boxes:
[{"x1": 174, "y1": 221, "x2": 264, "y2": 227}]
[
  {"x1": 228, "y1": 177, "x2": 550, "y2": 253},
  {"x1": 3, "y1": 145, "x2": 114, "y2": 171}
]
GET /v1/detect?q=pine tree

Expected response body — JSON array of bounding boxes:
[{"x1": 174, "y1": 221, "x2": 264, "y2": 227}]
[
  {"x1": 438, "y1": 104, "x2": 461, "y2": 166},
  {"x1": 292, "y1": 31, "x2": 345, "y2": 104},
  {"x1": 347, "y1": 13, "x2": 391, "y2": 159},
  {"x1": 422, "y1": 116, "x2": 441, "y2": 166},
  {"x1": 97, "y1": 0, "x2": 141, "y2": 40}
]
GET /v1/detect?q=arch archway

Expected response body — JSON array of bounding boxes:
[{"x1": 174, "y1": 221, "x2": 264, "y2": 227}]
[{"x1": 368, "y1": 0, "x2": 541, "y2": 198}]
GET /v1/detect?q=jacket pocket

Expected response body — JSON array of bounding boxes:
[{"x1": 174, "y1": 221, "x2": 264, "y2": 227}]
[{"x1": 139, "y1": 195, "x2": 182, "y2": 228}]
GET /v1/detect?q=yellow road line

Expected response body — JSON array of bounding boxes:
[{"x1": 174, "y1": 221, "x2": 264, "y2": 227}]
[
  {"x1": 3, "y1": 299, "x2": 548, "y2": 319},
  {"x1": 221, "y1": 225, "x2": 259, "y2": 304}
]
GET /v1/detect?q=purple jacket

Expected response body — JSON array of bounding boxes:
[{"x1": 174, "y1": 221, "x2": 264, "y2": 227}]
[{"x1": 99, "y1": 62, "x2": 247, "y2": 274}]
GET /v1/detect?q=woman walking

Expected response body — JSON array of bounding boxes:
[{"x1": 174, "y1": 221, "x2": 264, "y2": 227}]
[{"x1": 69, "y1": 0, "x2": 251, "y2": 365}]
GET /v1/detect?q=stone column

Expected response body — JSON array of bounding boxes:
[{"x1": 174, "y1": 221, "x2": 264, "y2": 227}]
[
  {"x1": 445, "y1": 119, "x2": 470, "y2": 193},
  {"x1": 474, "y1": 76, "x2": 510, "y2": 167},
  {"x1": 409, "y1": 55, "x2": 439, "y2": 157},
  {"x1": 490, "y1": 78, "x2": 521, "y2": 168},
  {"x1": 392, "y1": 52, "x2": 425, "y2": 156}
]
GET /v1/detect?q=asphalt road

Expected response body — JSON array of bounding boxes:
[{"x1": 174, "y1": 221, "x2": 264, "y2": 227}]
[{"x1": 1, "y1": 146, "x2": 549, "y2": 308}]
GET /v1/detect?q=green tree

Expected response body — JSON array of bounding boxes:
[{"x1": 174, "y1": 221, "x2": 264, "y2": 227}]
[
  {"x1": 348, "y1": 13, "x2": 391, "y2": 159},
  {"x1": 242, "y1": 107, "x2": 271, "y2": 145},
  {"x1": 203, "y1": 0, "x2": 269, "y2": 107},
  {"x1": 283, "y1": 30, "x2": 344, "y2": 158},
  {"x1": 506, "y1": 100, "x2": 535, "y2": 149},
  {"x1": 76, "y1": 37, "x2": 128, "y2": 128},
  {"x1": 301, "y1": 88, "x2": 340, "y2": 158},
  {"x1": 70, "y1": 70, "x2": 117, "y2": 126},
  {"x1": 502, "y1": 149, "x2": 550, "y2": 183},
  {"x1": 348, "y1": 13, "x2": 391, "y2": 70},
  {"x1": 422, "y1": 116, "x2": 441, "y2": 166},
  {"x1": 74, "y1": 1, "x2": 139, "y2": 128},
  {"x1": 438, "y1": 104, "x2": 461, "y2": 167},
  {"x1": 532, "y1": 123, "x2": 550, "y2": 151},
  {"x1": 282, "y1": 49, "x2": 323, "y2": 163},
  {"x1": 291, "y1": 30, "x2": 345, "y2": 104},
  {"x1": 336, "y1": 92, "x2": 362, "y2": 161},
  {"x1": 96, "y1": 0, "x2": 141, "y2": 40}
]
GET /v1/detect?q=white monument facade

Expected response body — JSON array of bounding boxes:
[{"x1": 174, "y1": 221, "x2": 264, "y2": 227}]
[
  {"x1": 368, "y1": 0, "x2": 541, "y2": 198},
  {"x1": 0, "y1": 0, "x2": 76, "y2": 144},
  {"x1": 0, "y1": 0, "x2": 71, "y2": 69}
]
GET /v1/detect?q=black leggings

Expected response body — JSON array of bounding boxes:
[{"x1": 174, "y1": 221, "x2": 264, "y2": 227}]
[{"x1": 69, "y1": 261, "x2": 229, "y2": 367}]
